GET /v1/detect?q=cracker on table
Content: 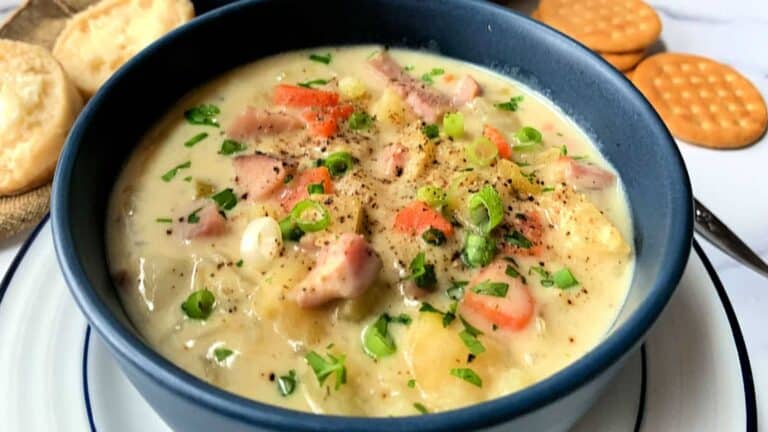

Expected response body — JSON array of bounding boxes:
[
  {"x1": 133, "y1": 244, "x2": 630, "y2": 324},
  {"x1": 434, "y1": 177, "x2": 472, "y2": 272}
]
[
  {"x1": 632, "y1": 53, "x2": 767, "y2": 149},
  {"x1": 601, "y1": 49, "x2": 645, "y2": 71},
  {"x1": 538, "y1": 0, "x2": 661, "y2": 53}
]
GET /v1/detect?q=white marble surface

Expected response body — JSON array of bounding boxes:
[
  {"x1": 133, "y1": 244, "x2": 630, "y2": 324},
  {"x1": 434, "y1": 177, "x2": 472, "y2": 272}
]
[{"x1": 0, "y1": 0, "x2": 765, "y2": 428}]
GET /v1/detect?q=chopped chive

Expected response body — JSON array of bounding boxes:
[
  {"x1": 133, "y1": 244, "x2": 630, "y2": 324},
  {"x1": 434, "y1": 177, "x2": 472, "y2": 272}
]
[
  {"x1": 235, "y1": 259, "x2": 243, "y2": 267},
  {"x1": 560, "y1": 145, "x2": 568, "y2": 156},
  {"x1": 422, "y1": 123, "x2": 439, "y2": 139},
  {"x1": 459, "y1": 330, "x2": 485, "y2": 355},
  {"x1": 297, "y1": 78, "x2": 330, "y2": 88},
  {"x1": 407, "y1": 379, "x2": 416, "y2": 388},
  {"x1": 184, "y1": 104, "x2": 220, "y2": 127},
  {"x1": 184, "y1": 132, "x2": 208, "y2": 148},
  {"x1": 505, "y1": 230, "x2": 532, "y2": 249},
  {"x1": 553, "y1": 268, "x2": 579, "y2": 289},
  {"x1": 447, "y1": 280, "x2": 468, "y2": 301},
  {"x1": 156, "y1": 218, "x2": 173, "y2": 223},
  {"x1": 420, "y1": 68, "x2": 445, "y2": 85},
  {"x1": 218, "y1": 139, "x2": 247, "y2": 155},
  {"x1": 471, "y1": 281, "x2": 509, "y2": 297},
  {"x1": 309, "y1": 53, "x2": 332, "y2": 64},
  {"x1": 408, "y1": 252, "x2": 437, "y2": 289},
  {"x1": 542, "y1": 186, "x2": 555, "y2": 192},
  {"x1": 211, "y1": 188, "x2": 238, "y2": 211},
  {"x1": 277, "y1": 370, "x2": 297, "y2": 396},
  {"x1": 494, "y1": 95, "x2": 524, "y2": 111},
  {"x1": 161, "y1": 160, "x2": 191, "y2": 182},
  {"x1": 450, "y1": 368, "x2": 482, "y2": 387},
  {"x1": 505, "y1": 265, "x2": 520, "y2": 278},
  {"x1": 187, "y1": 207, "x2": 203, "y2": 224},
  {"x1": 413, "y1": 403, "x2": 429, "y2": 414},
  {"x1": 305, "y1": 351, "x2": 346, "y2": 389}
]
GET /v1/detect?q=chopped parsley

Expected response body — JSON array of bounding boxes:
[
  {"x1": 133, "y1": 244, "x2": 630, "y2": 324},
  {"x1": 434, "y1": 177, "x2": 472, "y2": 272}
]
[
  {"x1": 407, "y1": 379, "x2": 416, "y2": 388},
  {"x1": 408, "y1": 252, "x2": 437, "y2": 290},
  {"x1": 459, "y1": 328, "x2": 485, "y2": 356},
  {"x1": 297, "y1": 78, "x2": 330, "y2": 88},
  {"x1": 552, "y1": 268, "x2": 579, "y2": 289},
  {"x1": 450, "y1": 368, "x2": 482, "y2": 387},
  {"x1": 161, "y1": 160, "x2": 191, "y2": 182},
  {"x1": 305, "y1": 351, "x2": 346, "y2": 389},
  {"x1": 218, "y1": 139, "x2": 247, "y2": 155},
  {"x1": 505, "y1": 230, "x2": 532, "y2": 249},
  {"x1": 420, "y1": 68, "x2": 445, "y2": 85},
  {"x1": 186, "y1": 207, "x2": 203, "y2": 224},
  {"x1": 181, "y1": 289, "x2": 215, "y2": 319},
  {"x1": 309, "y1": 53, "x2": 332, "y2": 64},
  {"x1": 505, "y1": 265, "x2": 520, "y2": 278},
  {"x1": 348, "y1": 111, "x2": 375, "y2": 130},
  {"x1": 235, "y1": 259, "x2": 243, "y2": 267},
  {"x1": 184, "y1": 104, "x2": 220, "y2": 127},
  {"x1": 277, "y1": 370, "x2": 297, "y2": 396},
  {"x1": 530, "y1": 266, "x2": 554, "y2": 287},
  {"x1": 156, "y1": 217, "x2": 173, "y2": 223},
  {"x1": 419, "y1": 302, "x2": 455, "y2": 327},
  {"x1": 413, "y1": 403, "x2": 429, "y2": 414},
  {"x1": 184, "y1": 132, "x2": 208, "y2": 148},
  {"x1": 213, "y1": 347, "x2": 234, "y2": 362},
  {"x1": 211, "y1": 188, "x2": 238, "y2": 211},
  {"x1": 362, "y1": 313, "x2": 410, "y2": 359},
  {"x1": 447, "y1": 280, "x2": 468, "y2": 301},
  {"x1": 421, "y1": 123, "x2": 439, "y2": 139},
  {"x1": 471, "y1": 281, "x2": 509, "y2": 297},
  {"x1": 494, "y1": 95, "x2": 524, "y2": 112},
  {"x1": 542, "y1": 186, "x2": 555, "y2": 192}
]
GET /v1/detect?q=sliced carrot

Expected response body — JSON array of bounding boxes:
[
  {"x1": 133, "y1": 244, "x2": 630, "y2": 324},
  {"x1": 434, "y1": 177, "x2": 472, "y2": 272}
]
[
  {"x1": 443, "y1": 73, "x2": 456, "y2": 83},
  {"x1": 280, "y1": 167, "x2": 335, "y2": 211},
  {"x1": 393, "y1": 200, "x2": 454, "y2": 237},
  {"x1": 301, "y1": 104, "x2": 354, "y2": 138},
  {"x1": 273, "y1": 84, "x2": 340, "y2": 108},
  {"x1": 461, "y1": 287, "x2": 534, "y2": 331},
  {"x1": 483, "y1": 124, "x2": 512, "y2": 159}
]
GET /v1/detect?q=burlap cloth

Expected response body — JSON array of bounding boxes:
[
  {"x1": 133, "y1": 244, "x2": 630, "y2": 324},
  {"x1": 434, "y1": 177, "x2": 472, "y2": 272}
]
[{"x1": 0, "y1": 0, "x2": 98, "y2": 239}]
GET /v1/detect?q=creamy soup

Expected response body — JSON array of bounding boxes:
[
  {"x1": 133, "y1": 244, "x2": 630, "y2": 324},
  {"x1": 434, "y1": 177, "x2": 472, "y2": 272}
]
[{"x1": 107, "y1": 46, "x2": 634, "y2": 416}]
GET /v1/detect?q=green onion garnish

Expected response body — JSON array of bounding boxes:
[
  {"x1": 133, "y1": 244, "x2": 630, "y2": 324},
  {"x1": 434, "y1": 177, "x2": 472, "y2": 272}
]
[
  {"x1": 297, "y1": 78, "x2": 330, "y2": 88},
  {"x1": 443, "y1": 112, "x2": 464, "y2": 138},
  {"x1": 447, "y1": 280, "x2": 468, "y2": 300},
  {"x1": 307, "y1": 183, "x2": 324, "y2": 195},
  {"x1": 213, "y1": 347, "x2": 234, "y2": 362},
  {"x1": 187, "y1": 207, "x2": 203, "y2": 224},
  {"x1": 462, "y1": 233, "x2": 496, "y2": 268},
  {"x1": 362, "y1": 314, "x2": 396, "y2": 359},
  {"x1": 419, "y1": 302, "x2": 455, "y2": 327},
  {"x1": 211, "y1": 188, "x2": 238, "y2": 211},
  {"x1": 218, "y1": 139, "x2": 247, "y2": 155},
  {"x1": 408, "y1": 252, "x2": 437, "y2": 290},
  {"x1": 553, "y1": 268, "x2": 579, "y2": 289},
  {"x1": 494, "y1": 95, "x2": 524, "y2": 112},
  {"x1": 348, "y1": 112, "x2": 374, "y2": 130},
  {"x1": 407, "y1": 379, "x2": 416, "y2": 388},
  {"x1": 505, "y1": 230, "x2": 532, "y2": 249},
  {"x1": 279, "y1": 216, "x2": 304, "y2": 241},
  {"x1": 466, "y1": 136, "x2": 499, "y2": 167},
  {"x1": 413, "y1": 403, "x2": 429, "y2": 414},
  {"x1": 468, "y1": 185, "x2": 504, "y2": 234},
  {"x1": 416, "y1": 185, "x2": 447, "y2": 208},
  {"x1": 305, "y1": 351, "x2": 346, "y2": 389},
  {"x1": 236, "y1": 259, "x2": 243, "y2": 267},
  {"x1": 421, "y1": 227, "x2": 446, "y2": 246},
  {"x1": 422, "y1": 124, "x2": 439, "y2": 139},
  {"x1": 505, "y1": 265, "x2": 520, "y2": 278},
  {"x1": 309, "y1": 53, "x2": 332, "y2": 64},
  {"x1": 450, "y1": 368, "x2": 482, "y2": 387},
  {"x1": 277, "y1": 370, "x2": 297, "y2": 396},
  {"x1": 530, "y1": 266, "x2": 554, "y2": 287},
  {"x1": 184, "y1": 104, "x2": 220, "y2": 127},
  {"x1": 156, "y1": 218, "x2": 173, "y2": 223},
  {"x1": 560, "y1": 145, "x2": 568, "y2": 156},
  {"x1": 322, "y1": 152, "x2": 355, "y2": 177},
  {"x1": 471, "y1": 281, "x2": 509, "y2": 297},
  {"x1": 420, "y1": 68, "x2": 445, "y2": 85},
  {"x1": 290, "y1": 199, "x2": 330, "y2": 233},
  {"x1": 161, "y1": 160, "x2": 191, "y2": 182},
  {"x1": 181, "y1": 289, "x2": 215, "y2": 319},
  {"x1": 514, "y1": 126, "x2": 543, "y2": 152},
  {"x1": 184, "y1": 132, "x2": 208, "y2": 148},
  {"x1": 459, "y1": 329, "x2": 485, "y2": 356}
]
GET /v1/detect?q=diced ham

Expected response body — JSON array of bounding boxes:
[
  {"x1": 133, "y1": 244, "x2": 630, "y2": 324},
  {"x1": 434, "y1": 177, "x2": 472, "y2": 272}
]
[
  {"x1": 234, "y1": 154, "x2": 291, "y2": 200},
  {"x1": 182, "y1": 204, "x2": 226, "y2": 239},
  {"x1": 227, "y1": 107, "x2": 303, "y2": 140},
  {"x1": 458, "y1": 260, "x2": 535, "y2": 334},
  {"x1": 368, "y1": 52, "x2": 452, "y2": 123},
  {"x1": 376, "y1": 142, "x2": 409, "y2": 179},
  {"x1": 452, "y1": 75, "x2": 482, "y2": 106},
  {"x1": 558, "y1": 156, "x2": 616, "y2": 190},
  {"x1": 294, "y1": 233, "x2": 382, "y2": 308}
]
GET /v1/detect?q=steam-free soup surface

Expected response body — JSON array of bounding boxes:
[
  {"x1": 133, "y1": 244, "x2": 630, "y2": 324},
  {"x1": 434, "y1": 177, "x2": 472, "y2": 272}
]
[{"x1": 107, "y1": 46, "x2": 633, "y2": 416}]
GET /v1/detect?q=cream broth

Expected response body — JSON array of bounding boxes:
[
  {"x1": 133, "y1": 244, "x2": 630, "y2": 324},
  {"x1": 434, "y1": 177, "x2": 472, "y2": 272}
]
[{"x1": 107, "y1": 46, "x2": 634, "y2": 416}]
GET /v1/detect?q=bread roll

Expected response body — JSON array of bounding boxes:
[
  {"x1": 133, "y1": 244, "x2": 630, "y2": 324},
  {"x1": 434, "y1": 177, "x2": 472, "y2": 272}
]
[
  {"x1": 52, "y1": 0, "x2": 195, "y2": 98},
  {"x1": 0, "y1": 39, "x2": 83, "y2": 195}
]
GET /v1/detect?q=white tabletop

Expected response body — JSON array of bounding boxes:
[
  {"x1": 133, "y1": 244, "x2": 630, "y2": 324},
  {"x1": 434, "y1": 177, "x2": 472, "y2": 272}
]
[{"x1": 0, "y1": 0, "x2": 766, "y2": 427}]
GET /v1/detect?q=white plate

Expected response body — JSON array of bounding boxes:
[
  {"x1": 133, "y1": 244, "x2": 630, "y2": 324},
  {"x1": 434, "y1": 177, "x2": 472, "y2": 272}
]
[{"x1": 0, "y1": 218, "x2": 756, "y2": 431}]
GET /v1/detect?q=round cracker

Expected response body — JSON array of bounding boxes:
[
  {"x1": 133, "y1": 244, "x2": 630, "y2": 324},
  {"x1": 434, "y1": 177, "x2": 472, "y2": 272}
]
[
  {"x1": 531, "y1": 8, "x2": 541, "y2": 20},
  {"x1": 52, "y1": 0, "x2": 194, "y2": 98},
  {"x1": 0, "y1": 39, "x2": 83, "y2": 195},
  {"x1": 601, "y1": 49, "x2": 645, "y2": 71},
  {"x1": 632, "y1": 53, "x2": 767, "y2": 148},
  {"x1": 538, "y1": 0, "x2": 661, "y2": 53}
]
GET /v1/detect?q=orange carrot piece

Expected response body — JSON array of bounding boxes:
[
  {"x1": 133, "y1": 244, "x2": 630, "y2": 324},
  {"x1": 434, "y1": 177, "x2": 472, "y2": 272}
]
[
  {"x1": 280, "y1": 167, "x2": 335, "y2": 211},
  {"x1": 461, "y1": 288, "x2": 534, "y2": 331},
  {"x1": 393, "y1": 200, "x2": 454, "y2": 237},
  {"x1": 301, "y1": 104, "x2": 354, "y2": 138},
  {"x1": 273, "y1": 84, "x2": 340, "y2": 108},
  {"x1": 483, "y1": 124, "x2": 512, "y2": 159}
]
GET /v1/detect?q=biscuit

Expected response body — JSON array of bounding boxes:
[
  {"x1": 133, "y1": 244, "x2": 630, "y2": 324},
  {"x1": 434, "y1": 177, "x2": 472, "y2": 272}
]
[
  {"x1": 601, "y1": 49, "x2": 645, "y2": 71},
  {"x1": 632, "y1": 53, "x2": 767, "y2": 148},
  {"x1": 52, "y1": 0, "x2": 194, "y2": 98},
  {"x1": 0, "y1": 39, "x2": 83, "y2": 195},
  {"x1": 531, "y1": 8, "x2": 541, "y2": 20},
  {"x1": 538, "y1": 0, "x2": 661, "y2": 53}
]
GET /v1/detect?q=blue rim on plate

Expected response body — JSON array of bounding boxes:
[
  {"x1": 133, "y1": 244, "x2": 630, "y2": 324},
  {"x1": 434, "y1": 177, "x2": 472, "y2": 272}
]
[{"x1": 50, "y1": 0, "x2": 695, "y2": 430}]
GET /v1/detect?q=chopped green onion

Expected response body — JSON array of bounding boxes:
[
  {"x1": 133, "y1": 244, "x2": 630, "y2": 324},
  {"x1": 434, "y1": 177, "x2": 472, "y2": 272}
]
[
  {"x1": 187, "y1": 207, "x2": 203, "y2": 224},
  {"x1": 156, "y1": 218, "x2": 172, "y2": 223},
  {"x1": 471, "y1": 281, "x2": 509, "y2": 297},
  {"x1": 468, "y1": 185, "x2": 504, "y2": 234},
  {"x1": 530, "y1": 266, "x2": 554, "y2": 286},
  {"x1": 505, "y1": 230, "x2": 532, "y2": 249},
  {"x1": 419, "y1": 302, "x2": 442, "y2": 314},
  {"x1": 404, "y1": 65, "x2": 415, "y2": 72},
  {"x1": 443, "y1": 113, "x2": 464, "y2": 138},
  {"x1": 348, "y1": 112, "x2": 374, "y2": 130},
  {"x1": 307, "y1": 183, "x2": 324, "y2": 195},
  {"x1": 290, "y1": 199, "x2": 330, "y2": 233},
  {"x1": 553, "y1": 268, "x2": 579, "y2": 289},
  {"x1": 279, "y1": 216, "x2": 304, "y2": 241},
  {"x1": 514, "y1": 126, "x2": 543, "y2": 152},
  {"x1": 420, "y1": 68, "x2": 445, "y2": 85},
  {"x1": 505, "y1": 265, "x2": 520, "y2": 278},
  {"x1": 443, "y1": 303, "x2": 457, "y2": 327},
  {"x1": 213, "y1": 347, "x2": 234, "y2": 362},
  {"x1": 277, "y1": 370, "x2": 297, "y2": 396},
  {"x1": 462, "y1": 233, "x2": 496, "y2": 268},
  {"x1": 181, "y1": 289, "x2": 215, "y2": 319},
  {"x1": 466, "y1": 137, "x2": 498, "y2": 167},
  {"x1": 161, "y1": 161, "x2": 191, "y2": 182},
  {"x1": 218, "y1": 139, "x2": 247, "y2": 155},
  {"x1": 309, "y1": 53, "x2": 332, "y2": 64},
  {"x1": 184, "y1": 104, "x2": 220, "y2": 127},
  {"x1": 494, "y1": 95, "x2": 524, "y2": 112},
  {"x1": 421, "y1": 228, "x2": 446, "y2": 246},
  {"x1": 422, "y1": 124, "x2": 439, "y2": 139},
  {"x1": 560, "y1": 145, "x2": 568, "y2": 156},
  {"x1": 413, "y1": 403, "x2": 429, "y2": 414},
  {"x1": 183, "y1": 176, "x2": 192, "y2": 182},
  {"x1": 450, "y1": 368, "x2": 482, "y2": 387},
  {"x1": 459, "y1": 330, "x2": 485, "y2": 355},
  {"x1": 542, "y1": 186, "x2": 555, "y2": 192},
  {"x1": 408, "y1": 252, "x2": 437, "y2": 290},
  {"x1": 391, "y1": 313, "x2": 412, "y2": 325},
  {"x1": 211, "y1": 188, "x2": 238, "y2": 211},
  {"x1": 362, "y1": 314, "x2": 396, "y2": 359},
  {"x1": 447, "y1": 280, "x2": 468, "y2": 300},
  {"x1": 305, "y1": 351, "x2": 346, "y2": 389},
  {"x1": 184, "y1": 132, "x2": 208, "y2": 148},
  {"x1": 322, "y1": 152, "x2": 355, "y2": 177},
  {"x1": 419, "y1": 302, "x2": 455, "y2": 327},
  {"x1": 235, "y1": 259, "x2": 243, "y2": 267},
  {"x1": 298, "y1": 78, "x2": 330, "y2": 88},
  {"x1": 407, "y1": 379, "x2": 416, "y2": 388},
  {"x1": 416, "y1": 185, "x2": 447, "y2": 208},
  {"x1": 460, "y1": 316, "x2": 483, "y2": 337}
]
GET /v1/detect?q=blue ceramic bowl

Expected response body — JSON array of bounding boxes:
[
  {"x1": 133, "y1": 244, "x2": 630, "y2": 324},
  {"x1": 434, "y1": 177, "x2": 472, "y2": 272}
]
[{"x1": 52, "y1": 0, "x2": 693, "y2": 430}]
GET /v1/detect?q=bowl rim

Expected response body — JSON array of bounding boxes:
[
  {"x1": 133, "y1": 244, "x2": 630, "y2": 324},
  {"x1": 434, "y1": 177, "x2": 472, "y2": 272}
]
[{"x1": 52, "y1": 0, "x2": 693, "y2": 430}]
